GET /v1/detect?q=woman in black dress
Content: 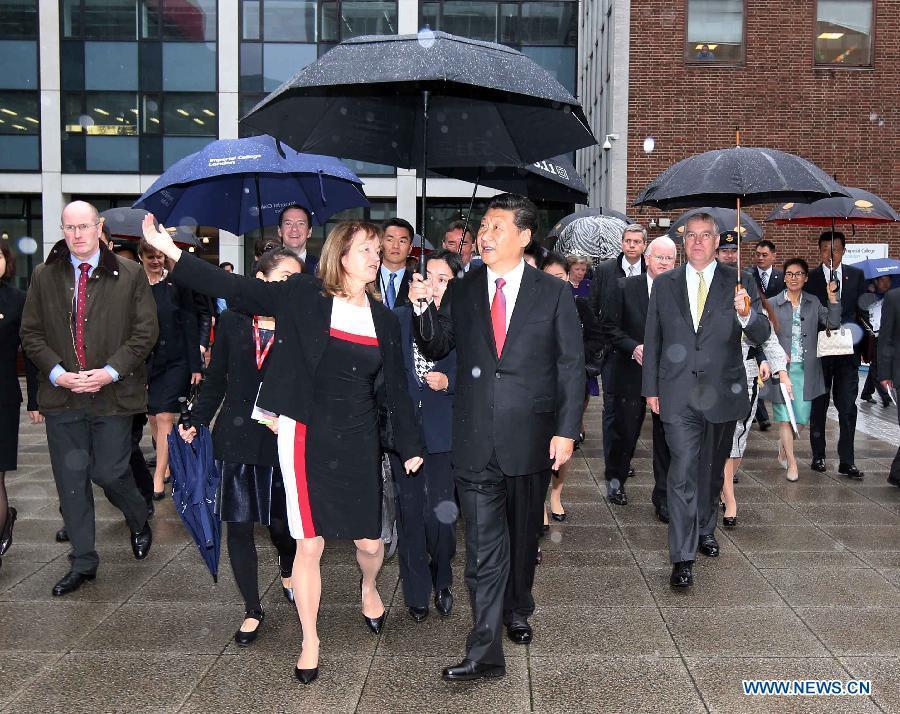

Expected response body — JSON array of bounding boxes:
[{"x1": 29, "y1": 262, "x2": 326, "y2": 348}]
[
  {"x1": 179, "y1": 248, "x2": 301, "y2": 646},
  {"x1": 138, "y1": 239, "x2": 202, "y2": 499},
  {"x1": 0, "y1": 242, "x2": 40, "y2": 572},
  {"x1": 142, "y1": 216, "x2": 423, "y2": 685}
]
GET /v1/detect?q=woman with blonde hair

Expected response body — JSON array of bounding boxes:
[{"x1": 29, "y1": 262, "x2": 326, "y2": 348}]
[{"x1": 142, "y1": 216, "x2": 423, "y2": 685}]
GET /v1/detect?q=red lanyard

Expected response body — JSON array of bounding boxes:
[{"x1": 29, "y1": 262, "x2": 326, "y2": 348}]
[{"x1": 253, "y1": 318, "x2": 274, "y2": 370}]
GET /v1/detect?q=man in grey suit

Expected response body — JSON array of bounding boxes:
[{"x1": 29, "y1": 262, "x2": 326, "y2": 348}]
[{"x1": 642, "y1": 213, "x2": 771, "y2": 587}]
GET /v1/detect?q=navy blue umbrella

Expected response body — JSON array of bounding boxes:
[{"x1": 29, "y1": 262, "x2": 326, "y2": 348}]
[
  {"x1": 134, "y1": 135, "x2": 369, "y2": 234},
  {"x1": 167, "y1": 424, "x2": 220, "y2": 581}
]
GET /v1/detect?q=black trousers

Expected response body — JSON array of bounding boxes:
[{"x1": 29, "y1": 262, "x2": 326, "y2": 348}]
[
  {"x1": 45, "y1": 410, "x2": 148, "y2": 575},
  {"x1": 650, "y1": 413, "x2": 671, "y2": 515},
  {"x1": 455, "y1": 456, "x2": 547, "y2": 667},
  {"x1": 662, "y1": 408, "x2": 735, "y2": 564},
  {"x1": 810, "y1": 353, "x2": 859, "y2": 464},
  {"x1": 861, "y1": 344, "x2": 890, "y2": 401},
  {"x1": 390, "y1": 451, "x2": 457, "y2": 609},
  {"x1": 130, "y1": 413, "x2": 153, "y2": 503},
  {"x1": 755, "y1": 399, "x2": 770, "y2": 425},
  {"x1": 604, "y1": 393, "x2": 645, "y2": 485}
]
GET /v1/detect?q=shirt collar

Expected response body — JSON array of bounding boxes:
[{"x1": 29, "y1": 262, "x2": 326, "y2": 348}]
[
  {"x1": 621, "y1": 255, "x2": 641, "y2": 275},
  {"x1": 380, "y1": 264, "x2": 405, "y2": 282},
  {"x1": 70, "y1": 250, "x2": 100, "y2": 271},
  {"x1": 690, "y1": 260, "x2": 717, "y2": 282},
  {"x1": 486, "y1": 258, "x2": 525, "y2": 285}
]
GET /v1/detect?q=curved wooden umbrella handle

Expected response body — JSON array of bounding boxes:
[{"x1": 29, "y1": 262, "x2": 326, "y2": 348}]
[{"x1": 735, "y1": 284, "x2": 751, "y2": 317}]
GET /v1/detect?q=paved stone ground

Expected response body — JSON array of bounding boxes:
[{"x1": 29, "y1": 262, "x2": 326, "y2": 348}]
[{"x1": 1, "y1": 390, "x2": 899, "y2": 713}]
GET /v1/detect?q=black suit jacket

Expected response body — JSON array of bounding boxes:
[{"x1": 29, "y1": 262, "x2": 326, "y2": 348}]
[
  {"x1": 170, "y1": 253, "x2": 423, "y2": 462},
  {"x1": 806, "y1": 263, "x2": 865, "y2": 327},
  {"x1": 414, "y1": 263, "x2": 584, "y2": 475},
  {"x1": 753, "y1": 266, "x2": 785, "y2": 298},
  {"x1": 0, "y1": 282, "x2": 37, "y2": 408},
  {"x1": 192, "y1": 310, "x2": 278, "y2": 466},
  {"x1": 876, "y1": 287, "x2": 900, "y2": 384},
  {"x1": 588, "y1": 252, "x2": 646, "y2": 319},
  {"x1": 642, "y1": 263, "x2": 771, "y2": 423},
  {"x1": 604, "y1": 274, "x2": 650, "y2": 397},
  {"x1": 395, "y1": 305, "x2": 456, "y2": 454},
  {"x1": 303, "y1": 252, "x2": 319, "y2": 277}
]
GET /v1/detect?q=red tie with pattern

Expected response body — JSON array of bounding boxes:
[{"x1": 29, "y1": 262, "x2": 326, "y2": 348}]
[
  {"x1": 74, "y1": 262, "x2": 90, "y2": 368},
  {"x1": 491, "y1": 277, "x2": 507, "y2": 357}
]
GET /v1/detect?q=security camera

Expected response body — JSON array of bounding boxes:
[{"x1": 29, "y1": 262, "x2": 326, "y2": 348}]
[{"x1": 602, "y1": 133, "x2": 619, "y2": 151}]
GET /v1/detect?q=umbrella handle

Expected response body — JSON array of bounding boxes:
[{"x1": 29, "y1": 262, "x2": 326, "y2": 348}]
[{"x1": 735, "y1": 284, "x2": 750, "y2": 317}]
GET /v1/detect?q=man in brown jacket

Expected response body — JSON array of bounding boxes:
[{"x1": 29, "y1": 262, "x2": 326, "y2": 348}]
[{"x1": 21, "y1": 201, "x2": 158, "y2": 596}]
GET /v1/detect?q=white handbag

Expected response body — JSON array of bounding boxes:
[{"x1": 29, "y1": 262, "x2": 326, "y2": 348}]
[{"x1": 816, "y1": 326, "x2": 854, "y2": 357}]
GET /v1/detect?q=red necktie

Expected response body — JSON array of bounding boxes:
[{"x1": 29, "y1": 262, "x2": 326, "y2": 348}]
[
  {"x1": 491, "y1": 277, "x2": 507, "y2": 357},
  {"x1": 74, "y1": 262, "x2": 90, "y2": 368}
]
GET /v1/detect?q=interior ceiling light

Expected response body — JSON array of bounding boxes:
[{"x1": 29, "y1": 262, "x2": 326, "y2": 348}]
[
  {"x1": 177, "y1": 108, "x2": 190, "y2": 116},
  {"x1": 93, "y1": 107, "x2": 109, "y2": 115},
  {"x1": 0, "y1": 108, "x2": 17, "y2": 116},
  {"x1": 202, "y1": 109, "x2": 215, "y2": 116},
  {"x1": 130, "y1": 108, "x2": 139, "y2": 114},
  {"x1": 192, "y1": 117, "x2": 204, "y2": 125},
  {"x1": 12, "y1": 124, "x2": 26, "y2": 130},
  {"x1": 24, "y1": 116, "x2": 39, "y2": 123},
  {"x1": 817, "y1": 32, "x2": 845, "y2": 40},
  {"x1": 150, "y1": 117, "x2": 160, "y2": 123}
]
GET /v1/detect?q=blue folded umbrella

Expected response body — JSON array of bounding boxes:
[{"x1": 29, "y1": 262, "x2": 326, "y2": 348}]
[
  {"x1": 167, "y1": 425, "x2": 220, "y2": 582},
  {"x1": 856, "y1": 258, "x2": 900, "y2": 281},
  {"x1": 134, "y1": 135, "x2": 369, "y2": 234}
]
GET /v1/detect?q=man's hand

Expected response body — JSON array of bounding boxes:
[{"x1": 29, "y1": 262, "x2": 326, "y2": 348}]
[
  {"x1": 632, "y1": 344, "x2": 644, "y2": 366},
  {"x1": 734, "y1": 286, "x2": 750, "y2": 315},
  {"x1": 549, "y1": 436, "x2": 574, "y2": 471},
  {"x1": 141, "y1": 214, "x2": 183, "y2": 262},
  {"x1": 827, "y1": 280, "x2": 839, "y2": 303},
  {"x1": 424, "y1": 371, "x2": 449, "y2": 391},
  {"x1": 407, "y1": 273, "x2": 434, "y2": 305},
  {"x1": 404, "y1": 456, "x2": 424, "y2": 474},
  {"x1": 76, "y1": 369, "x2": 113, "y2": 393},
  {"x1": 179, "y1": 425, "x2": 197, "y2": 443},
  {"x1": 55, "y1": 372, "x2": 83, "y2": 390},
  {"x1": 646, "y1": 396, "x2": 660, "y2": 414},
  {"x1": 264, "y1": 420, "x2": 279, "y2": 435},
  {"x1": 27, "y1": 410, "x2": 44, "y2": 424},
  {"x1": 759, "y1": 361, "x2": 771, "y2": 381},
  {"x1": 190, "y1": 372, "x2": 202, "y2": 386}
]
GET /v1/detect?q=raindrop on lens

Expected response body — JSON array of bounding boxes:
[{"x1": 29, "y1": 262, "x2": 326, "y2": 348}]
[
  {"x1": 339, "y1": 107, "x2": 348, "y2": 116},
  {"x1": 665, "y1": 343, "x2": 687, "y2": 364},
  {"x1": 869, "y1": 111, "x2": 878, "y2": 122},
  {"x1": 550, "y1": 531, "x2": 562, "y2": 544},
  {"x1": 17, "y1": 236, "x2": 38, "y2": 255},
  {"x1": 440, "y1": 125, "x2": 448, "y2": 134},
  {"x1": 78, "y1": 114, "x2": 94, "y2": 128},
  {"x1": 417, "y1": 27, "x2": 436, "y2": 49},
  {"x1": 643, "y1": 137, "x2": 656, "y2": 154},
  {"x1": 233, "y1": 416, "x2": 244, "y2": 426},
  {"x1": 845, "y1": 322, "x2": 864, "y2": 345},
  {"x1": 434, "y1": 500, "x2": 458, "y2": 524},
  {"x1": 471, "y1": 366, "x2": 482, "y2": 378},
  {"x1": 731, "y1": 382, "x2": 743, "y2": 394}
]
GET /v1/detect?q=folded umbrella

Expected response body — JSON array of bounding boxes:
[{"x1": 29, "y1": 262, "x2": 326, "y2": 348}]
[
  {"x1": 101, "y1": 207, "x2": 201, "y2": 248},
  {"x1": 167, "y1": 424, "x2": 220, "y2": 582}
]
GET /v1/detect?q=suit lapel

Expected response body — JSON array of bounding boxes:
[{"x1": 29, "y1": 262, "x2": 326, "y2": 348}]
[
  {"x1": 471, "y1": 266, "x2": 497, "y2": 359},
  {"x1": 674, "y1": 266, "x2": 693, "y2": 331},
  {"x1": 699, "y1": 266, "x2": 730, "y2": 328},
  {"x1": 502, "y1": 265, "x2": 539, "y2": 360}
]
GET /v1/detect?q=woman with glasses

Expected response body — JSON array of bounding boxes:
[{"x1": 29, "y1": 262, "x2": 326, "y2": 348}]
[{"x1": 768, "y1": 258, "x2": 840, "y2": 481}]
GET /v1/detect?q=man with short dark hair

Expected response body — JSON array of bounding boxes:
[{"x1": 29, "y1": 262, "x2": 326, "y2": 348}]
[
  {"x1": 806, "y1": 231, "x2": 866, "y2": 479},
  {"x1": 379, "y1": 218, "x2": 415, "y2": 309},
  {"x1": 21, "y1": 200, "x2": 158, "y2": 596},
  {"x1": 442, "y1": 220, "x2": 479, "y2": 272},
  {"x1": 277, "y1": 204, "x2": 318, "y2": 275},
  {"x1": 753, "y1": 240, "x2": 784, "y2": 298}
]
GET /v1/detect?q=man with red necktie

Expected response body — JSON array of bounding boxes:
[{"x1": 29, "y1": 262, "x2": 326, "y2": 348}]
[
  {"x1": 410, "y1": 193, "x2": 584, "y2": 682},
  {"x1": 21, "y1": 201, "x2": 158, "y2": 596}
]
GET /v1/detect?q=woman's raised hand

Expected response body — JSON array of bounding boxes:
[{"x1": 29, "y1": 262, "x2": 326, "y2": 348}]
[{"x1": 141, "y1": 214, "x2": 183, "y2": 262}]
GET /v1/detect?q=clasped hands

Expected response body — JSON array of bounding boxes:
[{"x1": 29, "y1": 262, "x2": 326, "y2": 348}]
[{"x1": 56, "y1": 369, "x2": 113, "y2": 394}]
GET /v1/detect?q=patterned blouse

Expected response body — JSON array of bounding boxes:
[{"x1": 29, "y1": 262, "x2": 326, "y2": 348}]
[{"x1": 789, "y1": 303, "x2": 804, "y2": 363}]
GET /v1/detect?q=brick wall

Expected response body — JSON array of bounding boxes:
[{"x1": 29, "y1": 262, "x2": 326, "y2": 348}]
[{"x1": 627, "y1": 1, "x2": 900, "y2": 269}]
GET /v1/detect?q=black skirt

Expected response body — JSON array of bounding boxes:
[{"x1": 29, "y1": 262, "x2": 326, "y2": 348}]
[
  {"x1": 147, "y1": 360, "x2": 190, "y2": 415},
  {"x1": 0, "y1": 404, "x2": 20, "y2": 471},
  {"x1": 217, "y1": 460, "x2": 288, "y2": 525}
]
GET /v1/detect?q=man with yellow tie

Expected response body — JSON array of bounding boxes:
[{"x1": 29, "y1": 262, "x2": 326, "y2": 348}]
[{"x1": 642, "y1": 213, "x2": 771, "y2": 588}]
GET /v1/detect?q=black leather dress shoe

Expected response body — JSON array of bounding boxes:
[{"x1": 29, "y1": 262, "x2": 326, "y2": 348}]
[
  {"x1": 810, "y1": 458, "x2": 827, "y2": 473},
  {"x1": 627, "y1": 466, "x2": 635, "y2": 479},
  {"x1": 408, "y1": 606, "x2": 429, "y2": 622},
  {"x1": 887, "y1": 474, "x2": 900, "y2": 488},
  {"x1": 234, "y1": 610, "x2": 264, "y2": 646},
  {"x1": 130, "y1": 522, "x2": 153, "y2": 560},
  {"x1": 506, "y1": 622, "x2": 533, "y2": 644},
  {"x1": 655, "y1": 508, "x2": 670, "y2": 524},
  {"x1": 607, "y1": 487, "x2": 628, "y2": 506},
  {"x1": 669, "y1": 561, "x2": 693, "y2": 588},
  {"x1": 698, "y1": 534, "x2": 720, "y2": 557},
  {"x1": 442, "y1": 659, "x2": 505, "y2": 681},
  {"x1": 0, "y1": 506, "x2": 17, "y2": 556},
  {"x1": 758, "y1": 420, "x2": 771, "y2": 431},
  {"x1": 861, "y1": 395, "x2": 877, "y2": 404},
  {"x1": 52, "y1": 570, "x2": 96, "y2": 596},
  {"x1": 294, "y1": 666, "x2": 319, "y2": 685},
  {"x1": 434, "y1": 587, "x2": 453, "y2": 617},
  {"x1": 55, "y1": 527, "x2": 69, "y2": 543},
  {"x1": 152, "y1": 491, "x2": 166, "y2": 501},
  {"x1": 838, "y1": 463, "x2": 864, "y2": 480}
]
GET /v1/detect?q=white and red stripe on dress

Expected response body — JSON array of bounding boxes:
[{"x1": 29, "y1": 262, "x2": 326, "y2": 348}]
[{"x1": 278, "y1": 298, "x2": 378, "y2": 539}]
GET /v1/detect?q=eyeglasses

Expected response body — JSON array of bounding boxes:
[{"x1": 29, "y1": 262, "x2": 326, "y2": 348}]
[
  {"x1": 281, "y1": 220, "x2": 309, "y2": 229},
  {"x1": 649, "y1": 254, "x2": 675, "y2": 263},
  {"x1": 784, "y1": 271, "x2": 807, "y2": 278},
  {"x1": 685, "y1": 231, "x2": 716, "y2": 242},
  {"x1": 61, "y1": 221, "x2": 100, "y2": 234}
]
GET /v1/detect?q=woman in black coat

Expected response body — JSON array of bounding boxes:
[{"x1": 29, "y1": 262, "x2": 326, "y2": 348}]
[
  {"x1": 142, "y1": 216, "x2": 423, "y2": 685},
  {"x1": 0, "y1": 242, "x2": 39, "y2": 572},
  {"x1": 179, "y1": 248, "x2": 302, "y2": 647}
]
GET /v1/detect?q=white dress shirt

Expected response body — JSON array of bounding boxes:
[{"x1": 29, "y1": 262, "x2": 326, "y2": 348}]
[
  {"x1": 686, "y1": 260, "x2": 718, "y2": 328},
  {"x1": 486, "y1": 259, "x2": 526, "y2": 331},
  {"x1": 621, "y1": 255, "x2": 641, "y2": 277},
  {"x1": 646, "y1": 273, "x2": 654, "y2": 299}
]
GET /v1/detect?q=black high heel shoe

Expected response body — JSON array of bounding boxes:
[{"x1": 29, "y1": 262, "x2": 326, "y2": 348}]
[
  {"x1": 0, "y1": 506, "x2": 17, "y2": 556},
  {"x1": 234, "y1": 609, "x2": 264, "y2": 647},
  {"x1": 550, "y1": 511, "x2": 566, "y2": 522},
  {"x1": 294, "y1": 666, "x2": 319, "y2": 685},
  {"x1": 722, "y1": 515, "x2": 737, "y2": 528},
  {"x1": 360, "y1": 577, "x2": 386, "y2": 634},
  {"x1": 152, "y1": 491, "x2": 165, "y2": 501}
]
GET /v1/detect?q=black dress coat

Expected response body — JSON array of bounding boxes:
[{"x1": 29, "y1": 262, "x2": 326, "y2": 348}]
[
  {"x1": 604, "y1": 273, "x2": 650, "y2": 397},
  {"x1": 806, "y1": 262, "x2": 865, "y2": 327},
  {"x1": 191, "y1": 310, "x2": 277, "y2": 466},
  {"x1": 588, "y1": 252, "x2": 647, "y2": 319},
  {"x1": 169, "y1": 253, "x2": 423, "y2": 463},
  {"x1": 752, "y1": 266, "x2": 786, "y2": 298},
  {"x1": 0, "y1": 282, "x2": 38, "y2": 409}
]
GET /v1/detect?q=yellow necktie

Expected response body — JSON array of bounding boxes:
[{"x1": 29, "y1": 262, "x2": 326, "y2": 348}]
[{"x1": 695, "y1": 270, "x2": 708, "y2": 329}]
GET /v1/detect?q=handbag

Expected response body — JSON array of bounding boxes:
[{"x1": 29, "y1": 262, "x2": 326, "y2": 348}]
[{"x1": 816, "y1": 326, "x2": 854, "y2": 358}]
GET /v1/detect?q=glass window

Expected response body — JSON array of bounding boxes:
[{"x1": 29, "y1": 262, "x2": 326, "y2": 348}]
[
  {"x1": 62, "y1": 0, "x2": 84, "y2": 37},
  {"x1": 339, "y1": 1, "x2": 397, "y2": 40},
  {"x1": 521, "y1": 46, "x2": 576, "y2": 94},
  {"x1": 142, "y1": 94, "x2": 161, "y2": 133},
  {"x1": 0, "y1": 194, "x2": 43, "y2": 288},
  {"x1": 685, "y1": 0, "x2": 744, "y2": 65},
  {"x1": 262, "y1": 43, "x2": 317, "y2": 91},
  {"x1": 82, "y1": 0, "x2": 139, "y2": 40},
  {"x1": 508, "y1": 2, "x2": 577, "y2": 45},
  {"x1": 161, "y1": 0, "x2": 216, "y2": 41},
  {"x1": 163, "y1": 42, "x2": 216, "y2": 91},
  {"x1": 239, "y1": 42, "x2": 263, "y2": 93},
  {"x1": 815, "y1": 0, "x2": 873, "y2": 67},
  {"x1": 163, "y1": 135, "x2": 209, "y2": 167},
  {"x1": 263, "y1": 0, "x2": 317, "y2": 42},
  {"x1": 439, "y1": 1, "x2": 497, "y2": 42},
  {"x1": 0, "y1": 135, "x2": 39, "y2": 170},
  {"x1": 0, "y1": 41, "x2": 38, "y2": 89},
  {"x1": 421, "y1": 1, "x2": 438, "y2": 32},
  {"x1": 162, "y1": 92, "x2": 217, "y2": 135},
  {"x1": 84, "y1": 41, "x2": 139, "y2": 90},
  {"x1": 0, "y1": 90, "x2": 41, "y2": 134},
  {"x1": 0, "y1": 0, "x2": 38, "y2": 37},
  {"x1": 242, "y1": 0, "x2": 260, "y2": 39},
  {"x1": 86, "y1": 135, "x2": 139, "y2": 170},
  {"x1": 320, "y1": 0, "x2": 338, "y2": 42}
]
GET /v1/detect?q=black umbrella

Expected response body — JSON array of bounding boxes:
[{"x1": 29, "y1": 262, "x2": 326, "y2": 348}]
[
  {"x1": 547, "y1": 207, "x2": 632, "y2": 240},
  {"x1": 101, "y1": 207, "x2": 202, "y2": 249},
  {"x1": 765, "y1": 187, "x2": 899, "y2": 227},
  {"x1": 241, "y1": 31, "x2": 597, "y2": 266}
]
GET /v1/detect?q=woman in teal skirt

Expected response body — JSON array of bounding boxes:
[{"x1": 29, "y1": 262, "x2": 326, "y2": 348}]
[{"x1": 768, "y1": 258, "x2": 841, "y2": 481}]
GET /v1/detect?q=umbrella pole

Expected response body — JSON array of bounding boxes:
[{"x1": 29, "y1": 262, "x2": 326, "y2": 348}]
[
  {"x1": 460, "y1": 172, "x2": 480, "y2": 256},
  {"x1": 734, "y1": 129, "x2": 749, "y2": 316},
  {"x1": 254, "y1": 174, "x2": 264, "y2": 237},
  {"x1": 418, "y1": 90, "x2": 430, "y2": 277}
]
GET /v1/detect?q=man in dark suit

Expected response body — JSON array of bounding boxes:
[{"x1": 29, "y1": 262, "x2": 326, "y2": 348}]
[
  {"x1": 442, "y1": 220, "x2": 482, "y2": 273},
  {"x1": 876, "y1": 286, "x2": 900, "y2": 487},
  {"x1": 642, "y1": 213, "x2": 770, "y2": 588},
  {"x1": 379, "y1": 217, "x2": 415, "y2": 308},
  {"x1": 806, "y1": 231, "x2": 866, "y2": 479},
  {"x1": 603, "y1": 236, "x2": 676, "y2": 519},
  {"x1": 277, "y1": 204, "x2": 319, "y2": 276},
  {"x1": 590, "y1": 225, "x2": 647, "y2": 480},
  {"x1": 753, "y1": 240, "x2": 785, "y2": 298},
  {"x1": 411, "y1": 193, "x2": 584, "y2": 681}
]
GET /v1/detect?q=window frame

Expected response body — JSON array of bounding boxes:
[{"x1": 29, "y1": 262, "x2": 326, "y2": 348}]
[
  {"x1": 0, "y1": 0, "x2": 41, "y2": 172},
  {"x1": 683, "y1": 0, "x2": 747, "y2": 68},
  {"x1": 812, "y1": 0, "x2": 876, "y2": 70}
]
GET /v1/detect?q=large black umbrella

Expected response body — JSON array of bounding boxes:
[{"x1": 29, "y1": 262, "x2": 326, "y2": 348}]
[
  {"x1": 765, "y1": 187, "x2": 899, "y2": 226},
  {"x1": 241, "y1": 31, "x2": 597, "y2": 261}
]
